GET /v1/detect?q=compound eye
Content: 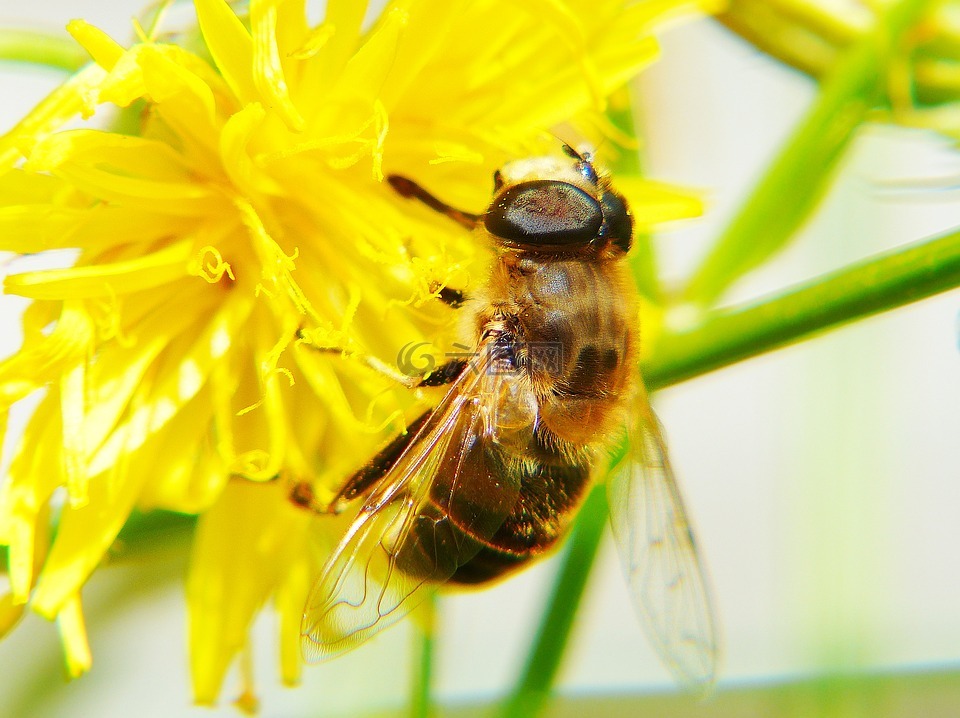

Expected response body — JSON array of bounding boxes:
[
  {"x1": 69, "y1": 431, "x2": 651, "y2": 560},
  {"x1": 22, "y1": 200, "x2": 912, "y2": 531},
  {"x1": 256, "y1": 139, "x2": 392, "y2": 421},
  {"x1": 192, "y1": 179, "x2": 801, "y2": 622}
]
[
  {"x1": 484, "y1": 180, "x2": 602, "y2": 247},
  {"x1": 601, "y1": 190, "x2": 633, "y2": 252}
]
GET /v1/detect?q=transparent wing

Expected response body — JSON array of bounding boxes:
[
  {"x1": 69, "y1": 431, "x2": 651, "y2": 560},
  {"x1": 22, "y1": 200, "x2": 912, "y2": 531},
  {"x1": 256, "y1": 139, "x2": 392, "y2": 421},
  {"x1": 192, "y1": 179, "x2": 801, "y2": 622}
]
[
  {"x1": 301, "y1": 341, "x2": 524, "y2": 661},
  {"x1": 607, "y1": 390, "x2": 718, "y2": 688}
]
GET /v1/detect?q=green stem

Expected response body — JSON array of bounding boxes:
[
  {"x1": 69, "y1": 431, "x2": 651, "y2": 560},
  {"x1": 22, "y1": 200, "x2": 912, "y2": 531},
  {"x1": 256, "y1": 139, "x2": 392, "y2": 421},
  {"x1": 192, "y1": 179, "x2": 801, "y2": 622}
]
[
  {"x1": 684, "y1": 0, "x2": 940, "y2": 306},
  {"x1": 410, "y1": 593, "x2": 436, "y2": 718},
  {"x1": 0, "y1": 30, "x2": 87, "y2": 73},
  {"x1": 499, "y1": 486, "x2": 610, "y2": 718},
  {"x1": 646, "y1": 224, "x2": 960, "y2": 389},
  {"x1": 717, "y1": 0, "x2": 960, "y2": 106}
]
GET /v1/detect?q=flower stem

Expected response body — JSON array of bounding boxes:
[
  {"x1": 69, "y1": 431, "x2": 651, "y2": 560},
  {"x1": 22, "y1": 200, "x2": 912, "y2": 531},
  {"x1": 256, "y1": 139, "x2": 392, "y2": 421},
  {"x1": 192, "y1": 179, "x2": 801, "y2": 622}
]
[
  {"x1": 498, "y1": 486, "x2": 610, "y2": 718},
  {"x1": 683, "y1": 0, "x2": 941, "y2": 306},
  {"x1": 646, "y1": 224, "x2": 960, "y2": 389},
  {"x1": 410, "y1": 593, "x2": 436, "y2": 718},
  {"x1": 717, "y1": 0, "x2": 960, "y2": 107},
  {"x1": 0, "y1": 30, "x2": 87, "y2": 73}
]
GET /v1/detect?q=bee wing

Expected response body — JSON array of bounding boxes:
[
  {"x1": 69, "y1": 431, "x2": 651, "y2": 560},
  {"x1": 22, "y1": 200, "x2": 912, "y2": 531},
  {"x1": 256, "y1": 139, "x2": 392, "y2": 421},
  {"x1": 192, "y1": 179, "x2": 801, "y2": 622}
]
[
  {"x1": 301, "y1": 342, "x2": 524, "y2": 661},
  {"x1": 607, "y1": 391, "x2": 718, "y2": 688}
]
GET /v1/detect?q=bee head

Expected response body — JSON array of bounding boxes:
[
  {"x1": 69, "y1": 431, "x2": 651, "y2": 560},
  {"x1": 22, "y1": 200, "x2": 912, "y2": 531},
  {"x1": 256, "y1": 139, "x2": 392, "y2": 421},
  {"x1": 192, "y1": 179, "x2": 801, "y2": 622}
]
[{"x1": 484, "y1": 148, "x2": 633, "y2": 255}]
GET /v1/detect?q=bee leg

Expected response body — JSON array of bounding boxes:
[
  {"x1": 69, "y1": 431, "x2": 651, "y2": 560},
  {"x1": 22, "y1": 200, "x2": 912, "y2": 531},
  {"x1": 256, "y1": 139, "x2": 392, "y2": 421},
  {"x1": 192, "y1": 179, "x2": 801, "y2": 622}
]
[
  {"x1": 417, "y1": 357, "x2": 469, "y2": 387},
  {"x1": 387, "y1": 175, "x2": 482, "y2": 231},
  {"x1": 296, "y1": 357, "x2": 469, "y2": 515},
  {"x1": 430, "y1": 282, "x2": 467, "y2": 309},
  {"x1": 297, "y1": 329, "x2": 419, "y2": 389},
  {"x1": 387, "y1": 176, "x2": 474, "y2": 307},
  {"x1": 328, "y1": 409, "x2": 433, "y2": 510}
]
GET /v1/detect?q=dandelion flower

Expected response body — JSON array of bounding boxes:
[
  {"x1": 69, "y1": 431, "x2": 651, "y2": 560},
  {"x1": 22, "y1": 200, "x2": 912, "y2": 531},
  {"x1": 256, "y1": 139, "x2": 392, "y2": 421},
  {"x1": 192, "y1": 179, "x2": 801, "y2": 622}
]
[{"x1": 0, "y1": 0, "x2": 710, "y2": 705}]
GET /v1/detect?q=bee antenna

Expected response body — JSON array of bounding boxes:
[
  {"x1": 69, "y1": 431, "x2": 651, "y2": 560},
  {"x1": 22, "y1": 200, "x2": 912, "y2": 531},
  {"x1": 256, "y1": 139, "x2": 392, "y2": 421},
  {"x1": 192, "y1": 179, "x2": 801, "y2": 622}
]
[{"x1": 561, "y1": 142, "x2": 582, "y2": 160}]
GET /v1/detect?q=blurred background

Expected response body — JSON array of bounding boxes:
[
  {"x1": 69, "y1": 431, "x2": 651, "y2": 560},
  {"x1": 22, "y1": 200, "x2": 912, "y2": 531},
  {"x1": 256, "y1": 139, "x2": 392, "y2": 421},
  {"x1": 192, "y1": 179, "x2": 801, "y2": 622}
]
[{"x1": 1, "y1": 1, "x2": 959, "y2": 716}]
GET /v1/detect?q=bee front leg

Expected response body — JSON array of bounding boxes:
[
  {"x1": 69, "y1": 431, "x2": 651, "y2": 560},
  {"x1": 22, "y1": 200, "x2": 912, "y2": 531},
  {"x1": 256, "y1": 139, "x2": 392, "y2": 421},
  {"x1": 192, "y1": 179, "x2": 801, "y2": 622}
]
[
  {"x1": 430, "y1": 282, "x2": 468, "y2": 309},
  {"x1": 296, "y1": 355, "x2": 468, "y2": 514},
  {"x1": 389, "y1": 174, "x2": 477, "y2": 308}
]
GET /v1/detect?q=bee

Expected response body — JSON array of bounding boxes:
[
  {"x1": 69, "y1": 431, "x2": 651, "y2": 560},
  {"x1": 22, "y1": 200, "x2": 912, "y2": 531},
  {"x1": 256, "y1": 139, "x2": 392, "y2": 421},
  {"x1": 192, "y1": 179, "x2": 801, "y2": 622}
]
[{"x1": 300, "y1": 147, "x2": 717, "y2": 687}]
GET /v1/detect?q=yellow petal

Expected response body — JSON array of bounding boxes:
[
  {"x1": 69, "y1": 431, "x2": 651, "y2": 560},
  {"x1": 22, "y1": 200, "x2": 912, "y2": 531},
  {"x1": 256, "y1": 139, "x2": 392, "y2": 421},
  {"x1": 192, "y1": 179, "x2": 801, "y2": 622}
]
[
  {"x1": 0, "y1": 299, "x2": 92, "y2": 406},
  {"x1": 0, "y1": 205, "x2": 102, "y2": 253},
  {"x1": 272, "y1": 0, "x2": 312, "y2": 69},
  {"x1": 0, "y1": 203, "x2": 195, "y2": 254},
  {"x1": 0, "y1": 167, "x2": 67, "y2": 205},
  {"x1": 96, "y1": 45, "x2": 149, "y2": 109},
  {"x1": 251, "y1": 0, "x2": 306, "y2": 131},
  {"x1": 85, "y1": 290, "x2": 248, "y2": 478},
  {"x1": 195, "y1": 0, "x2": 258, "y2": 105},
  {"x1": 4, "y1": 239, "x2": 194, "y2": 300},
  {"x1": 57, "y1": 594, "x2": 92, "y2": 678},
  {"x1": 329, "y1": 5, "x2": 406, "y2": 111},
  {"x1": 61, "y1": 352, "x2": 90, "y2": 507},
  {"x1": 0, "y1": 594, "x2": 26, "y2": 639},
  {"x1": 137, "y1": 44, "x2": 225, "y2": 166},
  {"x1": 67, "y1": 19, "x2": 126, "y2": 71},
  {"x1": 24, "y1": 131, "x2": 223, "y2": 215},
  {"x1": 27, "y1": 129, "x2": 197, "y2": 181},
  {"x1": 2, "y1": 400, "x2": 63, "y2": 603},
  {"x1": 0, "y1": 64, "x2": 106, "y2": 169},
  {"x1": 616, "y1": 176, "x2": 706, "y2": 228},
  {"x1": 187, "y1": 480, "x2": 310, "y2": 703},
  {"x1": 274, "y1": 553, "x2": 310, "y2": 685},
  {"x1": 31, "y1": 399, "x2": 153, "y2": 618},
  {"x1": 295, "y1": 0, "x2": 368, "y2": 116},
  {"x1": 220, "y1": 102, "x2": 284, "y2": 195},
  {"x1": 135, "y1": 394, "x2": 230, "y2": 513}
]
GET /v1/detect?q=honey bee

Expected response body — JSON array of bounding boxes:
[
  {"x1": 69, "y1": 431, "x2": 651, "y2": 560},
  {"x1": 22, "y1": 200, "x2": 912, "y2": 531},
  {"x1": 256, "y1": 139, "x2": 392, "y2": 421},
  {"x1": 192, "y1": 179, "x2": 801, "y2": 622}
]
[{"x1": 300, "y1": 147, "x2": 717, "y2": 686}]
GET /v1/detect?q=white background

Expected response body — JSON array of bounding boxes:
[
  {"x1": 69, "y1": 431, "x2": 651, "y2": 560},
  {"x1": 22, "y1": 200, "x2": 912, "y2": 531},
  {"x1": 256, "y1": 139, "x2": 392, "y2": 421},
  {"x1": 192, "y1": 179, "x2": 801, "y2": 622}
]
[{"x1": 1, "y1": 2, "x2": 959, "y2": 717}]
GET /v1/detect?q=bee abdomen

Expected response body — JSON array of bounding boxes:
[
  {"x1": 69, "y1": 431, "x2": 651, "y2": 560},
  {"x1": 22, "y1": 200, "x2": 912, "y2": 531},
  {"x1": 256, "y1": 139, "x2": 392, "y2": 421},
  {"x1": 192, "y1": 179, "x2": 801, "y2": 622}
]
[{"x1": 447, "y1": 441, "x2": 592, "y2": 584}]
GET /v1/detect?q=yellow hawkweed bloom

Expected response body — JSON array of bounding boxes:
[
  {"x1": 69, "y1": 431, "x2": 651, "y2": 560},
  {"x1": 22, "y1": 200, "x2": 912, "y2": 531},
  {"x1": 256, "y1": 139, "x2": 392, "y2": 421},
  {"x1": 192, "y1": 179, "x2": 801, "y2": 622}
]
[{"x1": 0, "y1": 0, "x2": 709, "y2": 705}]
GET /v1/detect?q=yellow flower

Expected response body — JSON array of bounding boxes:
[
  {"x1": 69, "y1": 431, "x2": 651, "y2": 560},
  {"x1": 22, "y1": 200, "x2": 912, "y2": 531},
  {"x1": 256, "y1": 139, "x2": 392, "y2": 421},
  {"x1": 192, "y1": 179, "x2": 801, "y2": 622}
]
[{"x1": 0, "y1": 0, "x2": 710, "y2": 705}]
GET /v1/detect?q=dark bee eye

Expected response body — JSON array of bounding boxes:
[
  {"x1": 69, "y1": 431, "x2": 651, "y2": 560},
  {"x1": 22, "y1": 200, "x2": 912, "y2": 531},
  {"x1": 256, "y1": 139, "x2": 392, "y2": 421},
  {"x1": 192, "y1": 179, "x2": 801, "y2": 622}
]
[
  {"x1": 600, "y1": 190, "x2": 633, "y2": 252},
  {"x1": 484, "y1": 180, "x2": 602, "y2": 247}
]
